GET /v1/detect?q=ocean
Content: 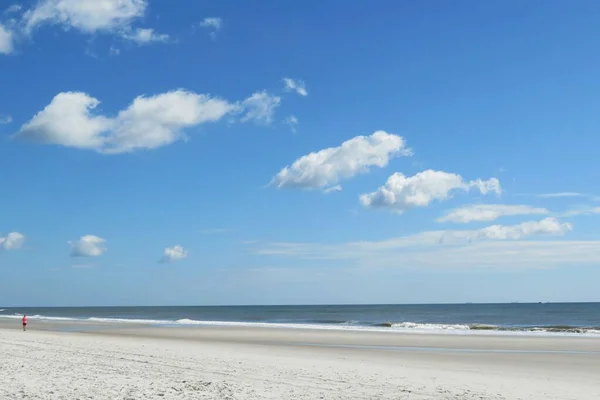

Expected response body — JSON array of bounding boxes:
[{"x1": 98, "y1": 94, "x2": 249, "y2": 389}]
[{"x1": 1, "y1": 303, "x2": 599, "y2": 336}]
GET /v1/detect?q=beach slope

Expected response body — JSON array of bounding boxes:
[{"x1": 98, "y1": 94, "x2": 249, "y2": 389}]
[{"x1": 1, "y1": 327, "x2": 598, "y2": 399}]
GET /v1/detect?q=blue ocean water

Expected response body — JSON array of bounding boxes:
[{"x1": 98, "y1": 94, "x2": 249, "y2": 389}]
[{"x1": 0, "y1": 303, "x2": 598, "y2": 335}]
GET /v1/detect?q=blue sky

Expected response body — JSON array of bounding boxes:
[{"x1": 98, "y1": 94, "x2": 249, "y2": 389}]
[{"x1": 1, "y1": 0, "x2": 600, "y2": 306}]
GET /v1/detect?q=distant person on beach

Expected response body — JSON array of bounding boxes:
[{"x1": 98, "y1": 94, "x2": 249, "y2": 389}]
[{"x1": 22, "y1": 315, "x2": 27, "y2": 331}]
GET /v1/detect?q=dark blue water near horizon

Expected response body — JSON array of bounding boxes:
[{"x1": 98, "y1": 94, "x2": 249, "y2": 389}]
[{"x1": 1, "y1": 303, "x2": 599, "y2": 334}]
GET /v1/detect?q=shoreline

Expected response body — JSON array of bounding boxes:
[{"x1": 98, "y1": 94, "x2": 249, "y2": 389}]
[
  {"x1": 2, "y1": 315, "x2": 600, "y2": 338},
  {"x1": 2, "y1": 324, "x2": 599, "y2": 399}
]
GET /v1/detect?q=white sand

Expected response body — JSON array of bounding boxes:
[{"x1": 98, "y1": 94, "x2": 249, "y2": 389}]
[{"x1": 1, "y1": 326, "x2": 599, "y2": 399}]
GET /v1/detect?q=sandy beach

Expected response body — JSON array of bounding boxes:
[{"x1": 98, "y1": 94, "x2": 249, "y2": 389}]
[{"x1": 0, "y1": 322, "x2": 598, "y2": 400}]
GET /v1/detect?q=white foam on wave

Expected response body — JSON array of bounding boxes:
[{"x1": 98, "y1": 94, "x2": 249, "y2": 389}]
[
  {"x1": 87, "y1": 317, "x2": 173, "y2": 325},
  {"x1": 391, "y1": 322, "x2": 471, "y2": 331},
  {"x1": 0, "y1": 314, "x2": 77, "y2": 321},
  {"x1": 173, "y1": 320, "x2": 600, "y2": 337}
]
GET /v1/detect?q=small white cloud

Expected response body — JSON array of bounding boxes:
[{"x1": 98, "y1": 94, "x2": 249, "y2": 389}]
[
  {"x1": 284, "y1": 115, "x2": 298, "y2": 133},
  {"x1": 160, "y1": 245, "x2": 188, "y2": 263},
  {"x1": 15, "y1": 90, "x2": 238, "y2": 153},
  {"x1": 23, "y1": 0, "x2": 148, "y2": 34},
  {"x1": 120, "y1": 28, "x2": 169, "y2": 44},
  {"x1": 438, "y1": 204, "x2": 549, "y2": 223},
  {"x1": 537, "y1": 192, "x2": 584, "y2": 198},
  {"x1": 323, "y1": 185, "x2": 342, "y2": 194},
  {"x1": 4, "y1": 4, "x2": 22, "y2": 14},
  {"x1": 69, "y1": 235, "x2": 107, "y2": 257},
  {"x1": 109, "y1": 45, "x2": 120, "y2": 55},
  {"x1": 198, "y1": 17, "x2": 222, "y2": 30},
  {"x1": 562, "y1": 206, "x2": 600, "y2": 217},
  {"x1": 0, "y1": 232, "x2": 25, "y2": 250},
  {"x1": 0, "y1": 115, "x2": 12, "y2": 124},
  {"x1": 240, "y1": 91, "x2": 281, "y2": 125},
  {"x1": 283, "y1": 78, "x2": 308, "y2": 97},
  {"x1": 360, "y1": 170, "x2": 501, "y2": 214},
  {"x1": 197, "y1": 17, "x2": 222, "y2": 39},
  {"x1": 0, "y1": 24, "x2": 14, "y2": 54},
  {"x1": 272, "y1": 130, "x2": 411, "y2": 190}
]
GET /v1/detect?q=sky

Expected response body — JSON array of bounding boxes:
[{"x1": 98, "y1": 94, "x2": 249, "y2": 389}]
[{"x1": 1, "y1": 0, "x2": 600, "y2": 307}]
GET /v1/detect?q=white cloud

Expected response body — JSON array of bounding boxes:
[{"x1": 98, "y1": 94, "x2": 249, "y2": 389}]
[
  {"x1": 18, "y1": 0, "x2": 169, "y2": 49},
  {"x1": 120, "y1": 28, "x2": 169, "y2": 44},
  {"x1": 69, "y1": 235, "x2": 107, "y2": 257},
  {"x1": 256, "y1": 218, "x2": 571, "y2": 256},
  {"x1": 0, "y1": 115, "x2": 12, "y2": 124},
  {"x1": 16, "y1": 92, "x2": 114, "y2": 150},
  {"x1": 323, "y1": 185, "x2": 342, "y2": 194},
  {"x1": 537, "y1": 192, "x2": 584, "y2": 198},
  {"x1": 252, "y1": 218, "x2": 578, "y2": 269},
  {"x1": 272, "y1": 131, "x2": 411, "y2": 190},
  {"x1": 0, "y1": 232, "x2": 25, "y2": 250},
  {"x1": 562, "y1": 207, "x2": 600, "y2": 217},
  {"x1": 4, "y1": 4, "x2": 22, "y2": 15},
  {"x1": 240, "y1": 91, "x2": 281, "y2": 125},
  {"x1": 160, "y1": 245, "x2": 188, "y2": 263},
  {"x1": 15, "y1": 90, "x2": 238, "y2": 153},
  {"x1": 109, "y1": 45, "x2": 120, "y2": 55},
  {"x1": 283, "y1": 78, "x2": 308, "y2": 97},
  {"x1": 360, "y1": 170, "x2": 501, "y2": 213},
  {"x1": 198, "y1": 17, "x2": 222, "y2": 30},
  {"x1": 438, "y1": 204, "x2": 549, "y2": 223},
  {"x1": 474, "y1": 218, "x2": 571, "y2": 240},
  {"x1": 107, "y1": 90, "x2": 235, "y2": 153},
  {"x1": 197, "y1": 17, "x2": 222, "y2": 39},
  {"x1": 23, "y1": 0, "x2": 147, "y2": 34},
  {"x1": 0, "y1": 24, "x2": 14, "y2": 54},
  {"x1": 284, "y1": 115, "x2": 298, "y2": 133}
]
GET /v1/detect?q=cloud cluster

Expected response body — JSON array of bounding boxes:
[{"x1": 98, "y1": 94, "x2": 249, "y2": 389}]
[
  {"x1": 272, "y1": 131, "x2": 411, "y2": 191},
  {"x1": 253, "y1": 217, "x2": 577, "y2": 269},
  {"x1": 360, "y1": 170, "x2": 501, "y2": 213},
  {"x1": 257, "y1": 218, "x2": 571, "y2": 256},
  {"x1": 23, "y1": 0, "x2": 147, "y2": 34},
  {"x1": 69, "y1": 235, "x2": 107, "y2": 257},
  {"x1": 438, "y1": 204, "x2": 549, "y2": 223},
  {"x1": 5, "y1": 231, "x2": 192, "y2": 262},
  {"x1": 160, "y1": 245, "x2": 188, "y2": 263},
  {"x1": 1, "y1": 0, "x2": 168, "y2": 54},
  {"x1": 0, "y1": 232, "x2": 25, "y2": 250},
  {"x1": 15, "y1": 89, "x2": 283, "y2": 153}
]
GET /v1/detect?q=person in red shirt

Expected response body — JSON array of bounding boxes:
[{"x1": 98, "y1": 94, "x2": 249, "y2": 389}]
[{"x1": 22, "y1": 315, "x2": 28, "y2": 331}]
